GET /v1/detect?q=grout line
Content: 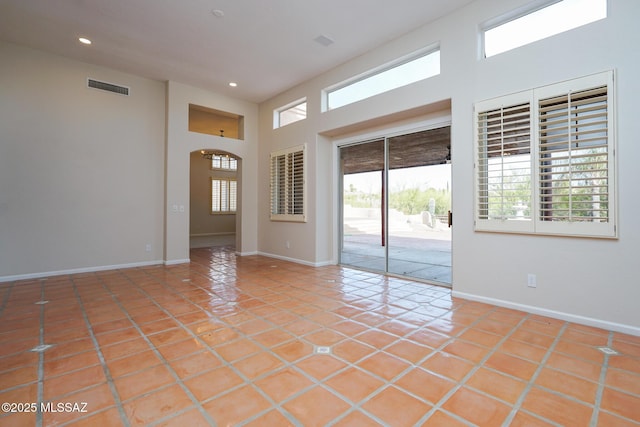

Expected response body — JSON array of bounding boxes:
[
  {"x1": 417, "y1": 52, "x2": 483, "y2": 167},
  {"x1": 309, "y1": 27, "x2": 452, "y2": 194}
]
[
  {"x1": 35, "y1": 279, "x2": 45, "y2": 427},
  {"x1": 70, "y1": 276, "x2": 131, "y2": 427},
  {"x1": 589, "y1": 330, "x2": 614, "y2": 426}
]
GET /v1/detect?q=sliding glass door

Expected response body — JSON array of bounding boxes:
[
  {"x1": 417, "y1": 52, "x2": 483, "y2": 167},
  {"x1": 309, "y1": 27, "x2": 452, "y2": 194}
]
[{"x1": 340, "y1": 127, "x2": 452, "y2": 285}]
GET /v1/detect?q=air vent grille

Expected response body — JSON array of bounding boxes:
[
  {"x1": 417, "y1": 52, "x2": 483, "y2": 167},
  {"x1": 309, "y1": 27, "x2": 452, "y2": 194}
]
[{"x1": 87, "y1": 78, "x2": 129, "y2": 96}]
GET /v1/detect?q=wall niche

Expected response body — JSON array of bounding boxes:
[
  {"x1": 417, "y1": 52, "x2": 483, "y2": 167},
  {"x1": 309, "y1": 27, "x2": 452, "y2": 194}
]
[{"x1": 189, "y1": 104, "x2": 244, "y2": 140}]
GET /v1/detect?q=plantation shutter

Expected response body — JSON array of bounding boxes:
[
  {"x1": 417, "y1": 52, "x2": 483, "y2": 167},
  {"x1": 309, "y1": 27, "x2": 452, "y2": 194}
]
[
  {"x1": 535, "y1": 71, "x2": 615, "y2": 237},
  {"x1": 270, "y1": 144, "x2": 306, "y2": 222},
  {"x1": 475, "y1": 92, "x2": 534, "y2": 233},
  {"x1": 211, "y1": 179, "x2": 237, "y2": 213}
]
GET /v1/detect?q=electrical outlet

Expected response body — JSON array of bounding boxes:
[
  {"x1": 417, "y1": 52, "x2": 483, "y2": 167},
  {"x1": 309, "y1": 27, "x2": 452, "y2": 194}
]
[
  {"x1": 145, "y1": 244, "x2": 152, "y2": 252},
  {"x1": 527, "y1": 273, "x2": 537, "y2": 288},
  {"x1": 285, "y1": 241, "x2": 290, "y2": 249}
]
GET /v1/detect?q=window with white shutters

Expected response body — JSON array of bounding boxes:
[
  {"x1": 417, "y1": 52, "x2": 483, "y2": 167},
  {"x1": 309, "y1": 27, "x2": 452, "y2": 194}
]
[
  {"x1": 475, "y1": 71, "x2": 616, "y2": 238},
  {"x1": 211, "y1": 178, "x2": 237, "y2": 214},
  {"x1": 270, "y1": 144, "x2": 306, "y2": 222}
]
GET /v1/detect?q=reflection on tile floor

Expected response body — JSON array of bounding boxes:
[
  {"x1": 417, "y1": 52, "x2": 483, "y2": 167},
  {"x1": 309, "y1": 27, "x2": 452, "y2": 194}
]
[{"x1": 1, "y1": 247, "x2": 639, "y2": 426}]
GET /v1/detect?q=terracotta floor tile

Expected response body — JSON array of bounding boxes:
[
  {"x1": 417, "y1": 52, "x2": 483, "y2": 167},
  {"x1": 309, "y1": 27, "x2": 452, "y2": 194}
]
[
  {"x1": 609, "y1": 355, "x2": 640, "y2": 375},
  {"x1": 332, "y1": 410, "x2": 384, "y2": 427},
  {"x1": 421, "y1": 352, "x2": 475, "y2": 381},
  {"x1": 332, "y1": 339, "x2": 376, "y2": 363},
  {"x1": 484, "y1": 352, "x2": 538, "y2": 381},
  {"x1": 170, "y1": 351, "x2": 221, "y2": 378},
  {"x1": 535, "y1": 367, "x2": 599, "y2": 403},
  {"x1": 441, "y1": 387, "x2": 511, "y2": 426},
  {"x1": 215, "y1": 338, "x2": 262, "y2": 362},
  {"x1": 254, "y1": 367, "x2": 314, "y2": 402},
  {"x1": 183, "y1": 366, "x2": 244, "y2": 401},
  {"x1": 597, "y1": 411, "x2": 640, "y2": 427},
  {"x1": 325, "y1": 367, "x2": 385, "y2": 403},
  {"x1": 43, "y1": 338, "x2": 95, "y2": 360},
  {"x1": 198, "y1": 327, "x2": 239, "y2": 346},
  {"x1": 44, "y1": 350, "x2": 101, "y2": 378},
  {"x1": 304, "y1": 329, "x2": 346, "y2": 347},
  {"x1": 606, "y1": 368, "x2": 640, "y2": 396},
  {"x1": 600, "y1": 387, "x2": 640, "y2": 422},
  {"x1": 156, "y1": 337, "x2": 204, "y2": 360},
  {"x1": 459, "y1": 328, "x2": 503, "y2": 348},
  {"x1": 0, "y1": 412, "x2": 38, "y2": 427},
  {"x1": 153, "y1": 408, "x2": 211, "y2": 427},
  {"x1": 395, "y1": 367, "x2": 456, "y2": 404},
  {"x1": 272, "y1": 340, "x2": 314, "y2": 362},
  {"x1": 499, "y1": 338, "x2": 549, "y2": 363},
  {"x1": 509, "y1": 411, "x2": 557, "y2": 427},
  {"x1": 554, "y1": 340, "x2": 605, "y2": 364},
  {"x1": 0, "y1": 352, "x2": 39, "y2": 374},
  {"x1": 107, "y1": 350, "x2": 162, "y2": 378},
  {"x1": 295, "y1": 355, "x2": 347, "y2": 380},
  {"x1": 466, "y1": 367, "x2": 527, "y2": 404},
  {"x1": 233, "y1": 351, "x2": 284, "y2": 379},
  {"x1": 203, "y1": 385, "x2": 272, "y2": 426},
  {"x1": 378, "y1": 320, "x2": 416, "y2": 337},
  {"x1": 331, "y1": 320, "x2": 369, "y2": 337},
  {"x1": 44, "y1": 364, "x2": 106, "y2": 400},
  {"x1": 114, "y1": 364, "x2": 176, "y2": 401},
  {"x1": 511, "y1": 328, "x2": 556, "y2": 348},
  {"x1": 100, "y1": 337, "x2": 151, "y2": 361},
  {"x1": 66, "y1": 407, "x2": 125, "y2": 427},
  {"x1": 359, "y1": 351, "x2": 411, "y2": 381},
  {"x1": 283, "y1": 386, "x2": 352, "y2": 427},
  {"x1": 546, "y1": 351, "x2": 603, "y2": 381},
  {"x1": 405, "y1": 328, "x2": 450, "y2": 348},
  {"x1": 362, "y1": 386, "x2": 431, "y2": 426},
  {"x1": 42, "y1": 383, "x2": 115, "y2": 426},
  {"x1": 355, "y1": 329, "x2": 398, "y2": 349},
  {"x1": 123, "y1": 384, "x2": 193, "y2": 426},
  {"x1": 242, "y1": 409, "x2": 295, "y2": 427},
  {"x1": 443, "y1": 339, "x2": 490, "y2": 363},
  {"x1": 521, "y1": 387, "x2": 594, "y2": 426},
  {"x1": 421, "y1": 410, "x2": 470, "y2": 427}
]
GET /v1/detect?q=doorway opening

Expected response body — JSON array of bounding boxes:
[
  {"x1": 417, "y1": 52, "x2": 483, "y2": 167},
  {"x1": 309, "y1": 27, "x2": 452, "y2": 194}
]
[
  {"x1": 339, "y1": 126, "x2": 452, "y2": 285},
  {"x1": 189, "y1": 150, "x2": 240, "y2": 250}
]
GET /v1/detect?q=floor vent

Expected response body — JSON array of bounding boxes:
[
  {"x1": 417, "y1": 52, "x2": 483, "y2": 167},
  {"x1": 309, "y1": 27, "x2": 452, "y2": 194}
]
[
  {"x1": 87, "y1": 78, "x2": 129, "y2": 96},
  {"x1": 597, "y1": 346, "x2": 620, "y2": 355},
  {"x1": 315, "y1": 346, "x2": 332, "y2": 355}
]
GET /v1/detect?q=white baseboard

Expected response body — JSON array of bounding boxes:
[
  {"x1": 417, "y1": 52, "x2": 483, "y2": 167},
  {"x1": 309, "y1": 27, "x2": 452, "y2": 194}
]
[
  {"x1": 0, "y1": 260, "x2": 165, "y2": 283},
  {"x1": 452, "y1": 290, "x2": 640, "y2": 337},
  {"x1": 164, "y1": 259, "x2": 190, "y2": 266},
  {"x1": 189, "y1": 232, "x2": 235, "y2": 237},
  {"x1": 257, "y1": 251, "x2": 335, "y2": 268},
  {"x1": 236, "y1": 251, "x2": 258, "y2": 256}
]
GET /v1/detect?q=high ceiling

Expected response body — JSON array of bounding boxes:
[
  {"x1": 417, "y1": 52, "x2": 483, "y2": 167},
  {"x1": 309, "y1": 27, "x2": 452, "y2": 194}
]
[{"x1": 0, "y1": 0, "x2": 474, "y2": 103}]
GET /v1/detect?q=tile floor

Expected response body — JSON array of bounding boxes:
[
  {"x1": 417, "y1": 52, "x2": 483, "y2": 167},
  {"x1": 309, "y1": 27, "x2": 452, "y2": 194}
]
[{"x1": 1, "y1": 246, "x2": 639, "y2": 427}]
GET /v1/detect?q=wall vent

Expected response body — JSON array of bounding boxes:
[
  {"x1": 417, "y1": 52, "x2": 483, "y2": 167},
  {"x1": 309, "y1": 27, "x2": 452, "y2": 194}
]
[{"x1": 87, "y1": 78, "x2": 129, "y2": 96}]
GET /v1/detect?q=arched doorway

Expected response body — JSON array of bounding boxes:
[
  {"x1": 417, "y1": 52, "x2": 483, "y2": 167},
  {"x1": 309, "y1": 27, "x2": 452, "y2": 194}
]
[{"x1": 189, "y1": 150, "x2": 241, "y2": 249}]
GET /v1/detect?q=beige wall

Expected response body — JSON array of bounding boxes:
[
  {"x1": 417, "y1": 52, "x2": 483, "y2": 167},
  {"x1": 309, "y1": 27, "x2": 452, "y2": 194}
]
[
  {"x1": 0, "y1": 41, "x2": 166, "y2": 277},
  {"x1": 189, "y1": 151, "x2": 236, "y2": 236}
]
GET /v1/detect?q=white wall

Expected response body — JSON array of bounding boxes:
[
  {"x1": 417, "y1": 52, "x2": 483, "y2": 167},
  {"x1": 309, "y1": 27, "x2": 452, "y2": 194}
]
[
  {"x1": 0, "y1": 41, "x2": 166, "y2": 279},
  {"x1": 165, "y1": 81, "x2": 258, "y2": 263},
  {"x1": 258, "y1": 0, "x2": 640, "y2": 333}
]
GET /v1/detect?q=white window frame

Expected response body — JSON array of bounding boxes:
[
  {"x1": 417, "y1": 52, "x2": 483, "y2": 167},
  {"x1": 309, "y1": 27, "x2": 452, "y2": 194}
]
[
  {"x1": 474, "y1": 71, "x2": 616, "y2": 238},
  {"x1": 210, "y1": 154, "x2": 237, "y2": 171},
  {"x1": 274, "y1": 98, "x2": 307, "y2": 129},
  {"x1": 482, "y1": 0, "x2": 607, "y2": 58},
  {"x1": 322, "y1": 46, "x2": 440, "y2": 111},
  {"x1": 270, "y1": 144, "x2": 306, "y2": 222},
  {"x1": 211, "y1": 178, "x2": 237, "y2": 214}
]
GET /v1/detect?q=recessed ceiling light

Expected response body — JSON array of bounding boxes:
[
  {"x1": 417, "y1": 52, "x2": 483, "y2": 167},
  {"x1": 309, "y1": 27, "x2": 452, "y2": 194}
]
[
  {"x1": 78, "y1": 37, "x2": 92, "y2": 45},
  {"x1": 229, "y1": 82, "x2": 237, "y2": 87},
  {"x1": 212, "y1": 9, "x2": 224, "y2": 18}
]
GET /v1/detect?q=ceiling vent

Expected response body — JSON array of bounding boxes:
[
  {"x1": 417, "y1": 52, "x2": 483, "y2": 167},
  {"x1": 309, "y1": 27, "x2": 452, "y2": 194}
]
[{"x1": 87, "y1": 78, "x2": 129, "y2": 96}]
